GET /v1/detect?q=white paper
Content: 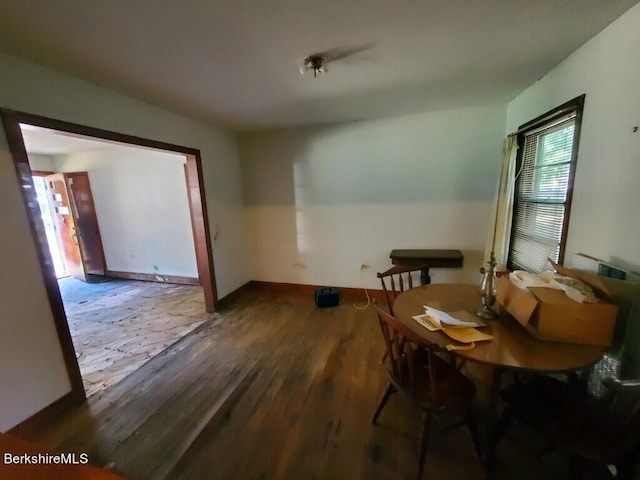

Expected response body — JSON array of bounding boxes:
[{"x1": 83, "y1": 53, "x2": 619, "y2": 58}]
[
  {"x1": 412, "y1": 314, "x2": 440, "y2": 331},
  {"x1": 423, "y1": 306, "x2": 486, "y2": 328}
]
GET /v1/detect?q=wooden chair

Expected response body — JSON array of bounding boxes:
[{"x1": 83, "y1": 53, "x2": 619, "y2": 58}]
[
  {"x1": 377, "y1": 264, "x2": 428, "y2": 316},
  {"x1": 376, "y1": 264, "x2": 464, "y2": 368},
  {"x1": 496, "y1": 374, "x2": 640, "y2": 479},
  {"x1": 371, "y1": 305, "x2": 480, "y2": 480},
  {"x1": 377, "y1": 264, "x2": 427, "y2": 362}
]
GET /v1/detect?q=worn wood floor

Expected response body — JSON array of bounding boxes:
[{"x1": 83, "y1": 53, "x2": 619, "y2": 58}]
[
  {"x1": 60, "y1": 278, "x2": 210, "y2": 398},
  {"x1": 27, "y1": 287, "x2": 634, "y2": 480}
]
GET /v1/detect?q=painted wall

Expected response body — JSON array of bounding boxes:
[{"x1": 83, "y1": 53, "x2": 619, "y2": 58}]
[
  {"x1": 0, "y1": 135, "x2": 72, "y2": 432},
  {"x1": 506, "y1": 3, "x2": 640, "y2": 273},
  {"x1": 507, "y1": 4, "x2": 640, "y2": 375},
  {"x1": 0, "y1": 51, "x2": 249, "y2": 431},
  {"x1": 55, "y1": 147, "x2": 198, "y2": 279},
  {"x1": 28, "y1": 153, "x2": 55, "y2": 172},
  {"x1": 240, "y1": 105, "x2": 506, "y2": 290}
]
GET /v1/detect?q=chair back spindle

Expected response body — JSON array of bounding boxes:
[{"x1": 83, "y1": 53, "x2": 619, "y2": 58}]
[{"x1": 377, "y1": 264, "x2": 427, "y2": 315}]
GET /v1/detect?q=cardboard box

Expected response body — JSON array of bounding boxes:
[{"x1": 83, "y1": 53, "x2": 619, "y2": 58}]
[{"x1": 496, "y1": 264, "x2": 618, "y2": 346}]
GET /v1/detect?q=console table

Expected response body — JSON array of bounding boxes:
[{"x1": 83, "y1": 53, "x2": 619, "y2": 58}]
[{"x1": 390, "y1": 249, "x2": 464, "y2": 284}]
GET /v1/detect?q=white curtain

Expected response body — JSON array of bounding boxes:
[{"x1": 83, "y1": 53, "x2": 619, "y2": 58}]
[{"x1": 484, "y1": 135, "x2": 518, "y2": 270}]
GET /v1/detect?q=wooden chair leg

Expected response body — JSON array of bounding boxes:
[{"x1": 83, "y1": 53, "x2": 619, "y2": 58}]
[
  {"x1": 371, "y1": 382, "x2": 396, "y2": 424},
  {"x1": 416, "y1": 411, "x2": 431, "y2": 480},
  {"x1": 484, "y1": 406, "x2": 512, "y2": 477},
  {"x1": 493, "y1": 406, "x2": 512, "y2": 448},
  {"x1": 466, "y1": 407, "x2": 481, "y2": 458}
]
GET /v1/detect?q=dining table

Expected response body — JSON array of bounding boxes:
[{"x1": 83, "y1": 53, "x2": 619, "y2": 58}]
[{"x1": 392, "y1": 283, "x2": 606, "y2": 473}]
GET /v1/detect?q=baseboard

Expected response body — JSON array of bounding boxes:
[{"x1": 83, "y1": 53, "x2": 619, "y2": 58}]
[
  {"x1": 7, "y1": 391, "x2": 82, "y2": 438},
  {"x1": 217, "y1": 281, "x2": 256, "y2": 310},
  {"x1": 106, "y1": 270, "x2": 200, "y2": 286},
  {"x1": 217, "y1": 280, "x2": 383, "y2": 310},
  {"x1": 250, "y1": 281, "x2": 386, "y2": 301}
]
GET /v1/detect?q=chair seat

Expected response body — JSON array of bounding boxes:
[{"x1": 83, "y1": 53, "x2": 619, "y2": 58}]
[
  {"x1": 501, "y1": 375, "x2": 632, "y2": 464},
  {"x1": 388, "y1": 349, "x2": 475, "y2": 411}
]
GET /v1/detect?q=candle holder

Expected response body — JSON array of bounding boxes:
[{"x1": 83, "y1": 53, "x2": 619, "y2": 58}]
[{"x1": 477, "y1": 251, "x2": 498, "y2": 319}]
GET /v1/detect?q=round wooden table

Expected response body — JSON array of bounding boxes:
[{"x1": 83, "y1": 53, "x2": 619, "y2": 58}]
[
  {"x1": 394, "y1": 283, "x2": 606, "y2": 472},
  {"x1": 393, "y1": 283, "x2": 605, "y2": 374}
]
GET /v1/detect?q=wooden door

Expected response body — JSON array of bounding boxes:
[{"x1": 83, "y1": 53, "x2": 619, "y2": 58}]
[
  {"x1": 65, "y1": 172, "x2": 107, "y2": 278},
  {"x1": 46, "y1": 173, "x2": 86, "y2": 281}
]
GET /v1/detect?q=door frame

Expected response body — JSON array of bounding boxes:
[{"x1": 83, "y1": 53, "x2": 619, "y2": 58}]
[{"x1": 1, "y1": 108, "x2": 219, "y2": 404}]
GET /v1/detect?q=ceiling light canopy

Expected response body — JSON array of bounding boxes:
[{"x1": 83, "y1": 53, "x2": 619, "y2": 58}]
[{"x1": 300, "y1": 54, "x2": 327, "y2": 77}]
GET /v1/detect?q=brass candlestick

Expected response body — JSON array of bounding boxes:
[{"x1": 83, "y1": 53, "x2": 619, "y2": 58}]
[{"x1": 477, "y1": 251, "x2": 498, "y2": 319}]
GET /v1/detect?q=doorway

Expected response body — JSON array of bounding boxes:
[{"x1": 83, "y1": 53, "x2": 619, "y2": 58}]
[
  {"x1": 42, "y1": 171, "x2": 107, "y2": 282},
  {"x1": 30, "y1": 148, "x2": 205, "y2": 397},
  {"x1": 2, "y1": 108, "x2": 219, "y2": 401},
  {"x1": 32, "y1": 173, "x2": 67, "y2": 278}
]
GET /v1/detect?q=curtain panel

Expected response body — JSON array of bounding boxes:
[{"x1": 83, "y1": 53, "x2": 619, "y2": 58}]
[{"x1": 484, "y1": 135, "x2": 518, "y2": 270}]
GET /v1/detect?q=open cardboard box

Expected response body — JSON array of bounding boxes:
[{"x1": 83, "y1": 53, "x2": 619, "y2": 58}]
[{"x1": 496, "y1": 263, "x2": 618, "y2": 346}]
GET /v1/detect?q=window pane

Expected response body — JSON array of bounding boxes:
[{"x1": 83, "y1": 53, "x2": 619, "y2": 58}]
[
  {"x1": 538, "y1": 125, "x2": 574, "y2": 167},
  {"x1": 509, "y1": 114, "x2": 577, "y2": 273},
  {"x1": 520, "y1": 163, "x2": 571, "y2": 202},
  {"x1": 511, "y1": 202, "x2": 565, "y2": 272}
]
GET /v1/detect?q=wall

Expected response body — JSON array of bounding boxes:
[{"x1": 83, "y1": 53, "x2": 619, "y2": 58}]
[
  {"x1": 507, "y1": 4, "x2": 640, "y2": 376},
  {"x1": 55, "y1": 147, "x2": 198, "y2": 279},
  {"x1": 0, "y1": 135, "x2": 72, "y2": 432},
  {"x1": 0, "y1": 51, "x2": 249, "y2": 431},
  {"x1": 28, "y1": 153, "x2": 55, "y2": 172},
  {"x1": 240, "y1": 105, "x2": 506, "y2": 290},
  {"x1": 506, "y1": 3, "x2": 640, "y2": 273}
]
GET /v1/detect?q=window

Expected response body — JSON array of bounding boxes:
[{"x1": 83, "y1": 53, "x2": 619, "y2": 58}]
[{"x1": 508, "y1": 96, "x2": 584, "y2": 273}]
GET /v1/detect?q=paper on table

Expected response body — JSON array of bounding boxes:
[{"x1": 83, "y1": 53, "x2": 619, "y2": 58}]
[
  {"x1": 412, "y1": 315, "x2": 493, "y2": 343},
  {"x1": 440, "y1": 326, "x2": 493, "y2": 344},
  {"x1": 412, "y1": 306, "x2": 493, "y2": 344},
  {"x1": 423, "y1": 306, "x2": 486, "y2": 328},
  {"x1": 412, "y1": 314, "x2": 440, "y2": 331}
]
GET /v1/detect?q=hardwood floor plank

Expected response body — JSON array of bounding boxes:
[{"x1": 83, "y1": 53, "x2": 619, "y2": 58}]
[{"x1": 108, "y1": 361, "x2": 258, "y2": 480}]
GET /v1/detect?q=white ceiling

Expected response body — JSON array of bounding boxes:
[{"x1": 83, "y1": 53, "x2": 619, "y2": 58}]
[
  {"x1": 20, "y1": 125, "x2": 121, "y2": 155},
  {"x1": 0, "y1": 0, "x2": 638, "y2": 132}
]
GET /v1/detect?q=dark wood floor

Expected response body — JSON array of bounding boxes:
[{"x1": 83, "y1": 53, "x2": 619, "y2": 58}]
[{"x1": 24, "y1": 287, "x2": 635, "y2": 480}]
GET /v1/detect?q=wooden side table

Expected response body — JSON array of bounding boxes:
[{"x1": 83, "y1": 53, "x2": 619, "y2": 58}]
[{"x1": 390, "y1": 249, "x2": 464, "y2": 284}]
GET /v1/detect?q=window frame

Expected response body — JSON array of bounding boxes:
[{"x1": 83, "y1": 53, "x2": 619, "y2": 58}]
[{"x1": 507, "y1": 95, "x2": 585, "y2": 272}]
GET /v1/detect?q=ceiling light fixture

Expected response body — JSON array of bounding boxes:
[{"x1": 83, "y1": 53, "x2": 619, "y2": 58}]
[{"x1": 300, "y1": 54, "x2": 327, "y2": 77}]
